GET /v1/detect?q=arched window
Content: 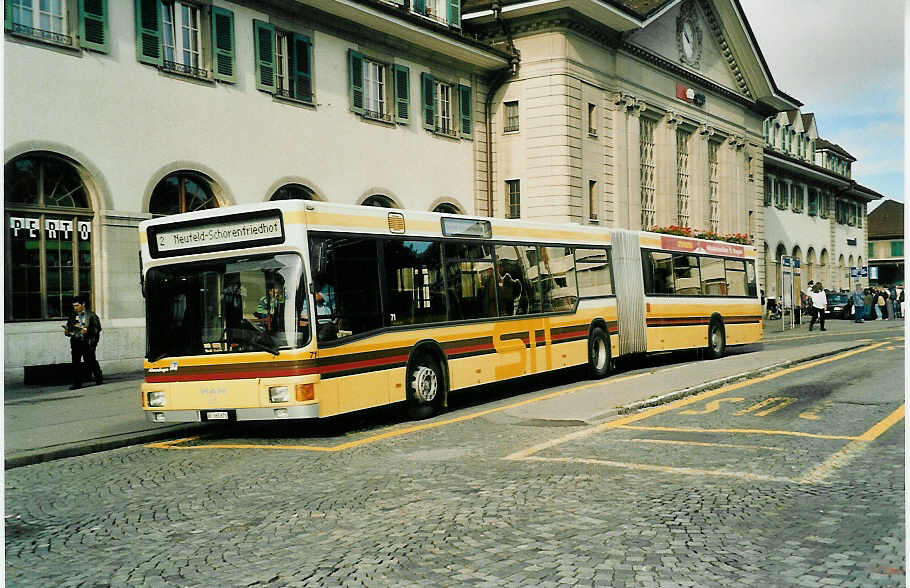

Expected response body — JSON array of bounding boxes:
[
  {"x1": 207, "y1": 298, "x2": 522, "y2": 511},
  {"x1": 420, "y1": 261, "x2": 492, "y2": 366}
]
[
  {"x1": 270, "y1": 184, "x2": 316, "y2": 201},
  {"x1": 149, "y1": 171, "x2": 217, "y2": 217},
  {"x1": 5, "y1": 153, "x2": 94, "y2": 320},
  {"x1": 433, "y1": 202, "x2": 461, "y2": 214},
  {"x1": 362, "y1": 195, "x2": 396, "y2": 208}
]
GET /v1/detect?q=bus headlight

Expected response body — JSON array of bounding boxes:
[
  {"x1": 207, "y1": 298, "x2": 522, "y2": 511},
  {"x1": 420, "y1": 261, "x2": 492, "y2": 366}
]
[
  {"x1": 147, "y1": 391, "x2": 166, "y2": 407},
  {"x1": 269, "y1": 386, "x2": 290, "y2": 403}
]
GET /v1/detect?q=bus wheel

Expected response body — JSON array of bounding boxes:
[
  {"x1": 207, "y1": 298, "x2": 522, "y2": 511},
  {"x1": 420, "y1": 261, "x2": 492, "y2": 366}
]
[
  {"x1": 588, "y1": 327, "x2": 611, "y2": 378},
  {"x1": 406, "y1": 355, "x2": 444, "y2": 419},
  {"x1": 707, "y1": 320, "x2": 726, "y2": 359}
]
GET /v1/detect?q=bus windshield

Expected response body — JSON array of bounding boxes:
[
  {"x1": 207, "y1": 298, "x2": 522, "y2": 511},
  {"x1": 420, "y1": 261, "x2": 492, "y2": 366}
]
[{"x1": 145, "y1": 253, "x2": 309, "y2": 360}]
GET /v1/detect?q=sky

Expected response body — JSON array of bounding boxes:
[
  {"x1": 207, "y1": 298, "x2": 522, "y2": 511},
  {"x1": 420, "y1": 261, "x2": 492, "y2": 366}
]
[{"x1": 739, "y1": 0, "x2": 904, "y2": 210}]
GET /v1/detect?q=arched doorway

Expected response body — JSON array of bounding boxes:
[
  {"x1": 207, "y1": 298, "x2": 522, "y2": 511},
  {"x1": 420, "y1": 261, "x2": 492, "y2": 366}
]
[
  {"x1": 837, "y1": 254, "x2": 846, "y2": 291},
  {"x1": 774, "y1": 243, "x2": 787, "y2": 301},
  {"x1": 819, "y1": 249, "x2": 829, "y2": 287},
  {"x1": 149, "y1": 171, "x2": 218, "y2": 217},
  {"x1": 806, "y1": 247, "x2": 817, "y2": 283},
  {"x1": 5, "y1": 152, "x2": 96, "y2": 319},
  {"x1": 792, "y1": 245, "x2": 803, "y2": 299}
]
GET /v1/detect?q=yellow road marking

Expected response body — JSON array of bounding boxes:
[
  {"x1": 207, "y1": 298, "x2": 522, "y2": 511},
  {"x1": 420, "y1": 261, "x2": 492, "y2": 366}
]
[
  {"x1": 609, "y1": 438, "x2": 785, "y2": 451},
  {"x1": 618, "y1": 425, "x2": 857, "y2": 441},
  {"x1": 800, "y1": 404, "x2": 904, "y2": 484},
  {"x1": 679, "y1": 397, "x2": 744, "y2": 415},
  {"x1": 800, "y1": 398, "x2": 834, "y2": 421},
  {"x1": 505, "y1": 341, "x2": 888, "y2": 461},
  {"x1": 521, "y1": 456, "x2": 799, "y2": 484},
  {"x1": 147, "y1": 371, "x2": 652, "y2": 452},
  {"x1": 734, "y1": 397, "x2": 785, "y2": 416},
  {"x1": 856, "y1": 404, "x2": 905, "y2": 442},
  {"x1": 755, "y1": 397, "x2": 797, "y2": 416}
]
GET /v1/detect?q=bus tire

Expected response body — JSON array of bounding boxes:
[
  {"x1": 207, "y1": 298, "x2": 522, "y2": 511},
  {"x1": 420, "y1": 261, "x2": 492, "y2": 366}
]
[
  {"x1": 706, "y1": 319, "x2": 726, "y2": 359},
  {"x1": 588, "y1": 327, "x2": 611, "y2": 378},
  {"x1": 406, "y1": 354, "x2": 445, "y2": 420}
]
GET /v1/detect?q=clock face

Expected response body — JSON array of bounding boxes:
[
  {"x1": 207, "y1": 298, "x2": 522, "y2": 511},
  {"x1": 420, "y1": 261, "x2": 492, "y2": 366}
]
[{"x1": 681, "y1": 21, "x2": 695, "y2": 60}]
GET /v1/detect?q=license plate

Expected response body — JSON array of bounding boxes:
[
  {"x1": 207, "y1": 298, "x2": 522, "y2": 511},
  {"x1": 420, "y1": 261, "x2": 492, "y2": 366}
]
[{"x1": 206, "y1": 411, "x2": 229, "y2": 420}]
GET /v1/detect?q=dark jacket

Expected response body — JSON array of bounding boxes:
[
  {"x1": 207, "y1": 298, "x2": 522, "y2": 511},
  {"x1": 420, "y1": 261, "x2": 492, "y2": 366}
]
[{"x1": 65, "y1": 311, "x2": 102, "y2": 348}]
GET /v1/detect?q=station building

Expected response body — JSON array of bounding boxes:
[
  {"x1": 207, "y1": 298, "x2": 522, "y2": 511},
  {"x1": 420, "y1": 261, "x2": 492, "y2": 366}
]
[
  {"x1": 867, "y1": 200, "x2": 905, "y2": 286},
  {"x1": 760, "y1": 109, "x2": 882, "y2": 299},
  {"x1": 6, "y1": 0, "x2": 860, "y2": 383}
]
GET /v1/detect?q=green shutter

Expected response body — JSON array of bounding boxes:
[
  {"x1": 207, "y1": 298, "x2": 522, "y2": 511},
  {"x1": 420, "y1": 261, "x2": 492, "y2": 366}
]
[
  {"x1": 80, "y1": 0, "x2": 109, "y2": 53},
  {"x1": 413, "y1": 0, "x2": 426, "y2": 13},
  {"x1": 393, "y1": 65, "x2": 410, "y2": 124},
  {"x1": 349, "y1": 49, "x2": 364, "y2": 114},
  {"x1": 6, "y1": 0, "x2": 13, "y2": 31},
  {"x1": 447, "y1": 0, "x2": 461, "y2": 26},
  {"x1": 421, "y1": 72, "x2": 435, "y2": 130},
  {"x1": 253, "y1": 20, "x2": 276, "y2": 92},
  {"x1": 458, "y1": 84, "x2": 472, "y2": 138},
  {"x1": 135, "y1": 0, "x2": 162, "y2": 66},
  {"x1": 292, "y1": 34, "x2": 313, "y2": 103},
  {"x1": 211, "y1": 7, "x2": 235, "y2": 83}
]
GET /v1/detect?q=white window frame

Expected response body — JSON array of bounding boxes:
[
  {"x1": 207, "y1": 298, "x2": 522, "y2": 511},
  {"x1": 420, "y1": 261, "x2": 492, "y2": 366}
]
[
  {"x1": 435, "y1": 80, "x2": 453, "y2": 134},
  {"x1": 276, "y1": 32, "x2": 291, "y2": 97},
  {"x1": 13, "y1": 0, "x2": 67, "y2": 34},
  {"x1": 504, "y1": 101, "x2": 519, "y2": 133},
  {"x1": 162, "y1": 1, "x2": 202, "y2": 71},
  {"x1": 363, "y1": 59, "x2": 386, "y2": 118}
]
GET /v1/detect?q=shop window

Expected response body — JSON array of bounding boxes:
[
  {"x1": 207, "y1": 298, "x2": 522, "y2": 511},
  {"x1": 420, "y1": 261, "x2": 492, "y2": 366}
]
[
  {"x1": 5, "y1": 154, "x2": 94, "y2": 320},
  {"x1": 362, "y1": 195, "x2": 396, "y2": 208},
  {"x1": 270, "y1": 184, "x2": 315, "y2": 201}
]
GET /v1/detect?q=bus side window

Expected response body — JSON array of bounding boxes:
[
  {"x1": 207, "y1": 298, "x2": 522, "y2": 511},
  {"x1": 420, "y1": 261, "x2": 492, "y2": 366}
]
[
  {"x1": 725, "y1": 259, "x2": 748, "y2": 296},
  {"x1": 574, "y1": 248, "x2": 613, "y2": 297},
  {"x1": 382, "y1": 239, "x2": 446, "y2": 326},
  {"x1": 746, "y1": 260, "x2": 758, "y2": 297},
  {"x1": 648, "y1": 251, "x2": 674, "y2": 295},
  {"x1": 309, "y1": 235, "x2": 383, "y2": 341},
  {"x1": 672, "y1": 254, "x2": 701, "y2": 296},
  {"x1": 538, "y1": 246, "x2": 577, "y2": 312},
  {"x1": 700, "y1": 256, "x2": 726, "y2": 296},
  {"x1": 444, "y1": 242, "x2": 497, "y2": 320},
  {"x1": 493, "y1": 244, "x2": 539, "y2": 316}
]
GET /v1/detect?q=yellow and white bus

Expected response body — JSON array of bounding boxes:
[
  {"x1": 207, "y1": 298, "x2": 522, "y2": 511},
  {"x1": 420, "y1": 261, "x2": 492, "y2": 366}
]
[{"x1": 139, "y1": 201, "x2": 761, "y2": 423}]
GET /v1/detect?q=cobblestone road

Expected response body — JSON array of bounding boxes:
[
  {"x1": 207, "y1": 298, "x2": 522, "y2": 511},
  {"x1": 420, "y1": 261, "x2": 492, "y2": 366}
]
[{"x1": 6, "y1": 338, "x2": 905, "y2": 586}]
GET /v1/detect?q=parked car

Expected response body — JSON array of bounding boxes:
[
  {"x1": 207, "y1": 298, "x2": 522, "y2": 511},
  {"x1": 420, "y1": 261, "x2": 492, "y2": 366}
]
[{"x1": 825, "y1": 293, "x2": 853, "y2": 319}]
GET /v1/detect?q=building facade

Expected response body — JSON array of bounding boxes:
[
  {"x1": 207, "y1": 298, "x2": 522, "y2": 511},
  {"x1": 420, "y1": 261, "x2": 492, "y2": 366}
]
[
  {"x1": 761, "y1": 109, "x2": 881, "y2": 299},
  {"x1": 4, "y1": 0, "x2": 510, "y2": 382},
  {"x1": 462, "y1": 0, "x2": 799, "y2": 292},
  {"x1": 867, "y1": 200, "x2": 904, "y2": 286}
]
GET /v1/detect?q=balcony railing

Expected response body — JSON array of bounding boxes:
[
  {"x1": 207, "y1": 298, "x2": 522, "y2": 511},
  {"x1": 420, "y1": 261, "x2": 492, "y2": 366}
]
[
  {"x1": 276, "y1": 80, "x2": 314, "y2": 104},
  {"x1": 162, "y1": 60, "x2": 210, "y2": 80},
  {"x1": 363, "y1": 109, "x2": 393, "y2": 123},
  {"x1": 11, "y1": 23, "x2": 72, "y2": 46},
  {"x1": 434, "y1": 124, "x2": 458, "y2": 138}
]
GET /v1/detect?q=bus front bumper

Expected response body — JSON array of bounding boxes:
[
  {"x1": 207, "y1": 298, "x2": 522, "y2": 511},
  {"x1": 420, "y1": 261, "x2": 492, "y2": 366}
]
[{"x1": 145, "y1": 404, "x2": 321, "y2": 423}]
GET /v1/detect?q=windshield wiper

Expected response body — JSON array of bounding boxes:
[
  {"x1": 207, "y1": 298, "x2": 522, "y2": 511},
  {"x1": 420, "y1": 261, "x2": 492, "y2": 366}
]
[{"x1": 149, "y1": 351, "x2": 169, "y2": 363}]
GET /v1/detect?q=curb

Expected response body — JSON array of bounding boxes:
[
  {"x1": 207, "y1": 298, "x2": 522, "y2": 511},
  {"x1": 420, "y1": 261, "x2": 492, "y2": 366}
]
[
  {"x1": 4, "y1": 424, "x2": 207, "y2": 470},
  {"x1": 587, "y1": 343, "x2": 869, "y2": 424}
]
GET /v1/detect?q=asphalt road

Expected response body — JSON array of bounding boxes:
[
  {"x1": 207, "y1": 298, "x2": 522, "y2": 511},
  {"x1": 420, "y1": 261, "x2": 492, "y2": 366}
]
[{"x1": 5, "y1": 332, "x2": 905, "y2": 586}]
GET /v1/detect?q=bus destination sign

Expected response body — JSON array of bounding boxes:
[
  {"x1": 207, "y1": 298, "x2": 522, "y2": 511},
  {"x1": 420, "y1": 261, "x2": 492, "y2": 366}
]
[
  {"x1": 153, "y1": 214, "x2": 284, "y2": 256},
  {"x1": 660, "y1": 236, "x2": 745, "y2": 258}
]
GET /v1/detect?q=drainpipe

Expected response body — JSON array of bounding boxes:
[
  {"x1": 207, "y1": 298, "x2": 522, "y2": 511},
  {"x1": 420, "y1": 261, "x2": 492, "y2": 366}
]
[{"x1": 485, "y1": 2, "x2": 519, "y2": 216}]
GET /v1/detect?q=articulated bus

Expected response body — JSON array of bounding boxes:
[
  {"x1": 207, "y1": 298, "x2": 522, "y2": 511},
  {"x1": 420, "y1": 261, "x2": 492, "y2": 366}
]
[{"x1": 139, "y1": 201, "x2": 761, "y2": 423}]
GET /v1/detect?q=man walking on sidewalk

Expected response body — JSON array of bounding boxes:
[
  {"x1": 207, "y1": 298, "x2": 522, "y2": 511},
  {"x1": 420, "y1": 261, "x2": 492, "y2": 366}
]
[
  {"x1": 63, "y1": 297, "x2": 103, "y2": 390},
  {"x1": 853, "y1": 283, "x2": 865, "y2": 323},
  {"x1": 808, "y1": 282, "x2": 827, "y2": 332}
]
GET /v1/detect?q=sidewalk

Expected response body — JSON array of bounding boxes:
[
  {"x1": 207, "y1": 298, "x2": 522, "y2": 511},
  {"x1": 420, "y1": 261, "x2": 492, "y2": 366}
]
[{"x1": 5, "y1": 318, "x2": 904, "y2": 468}]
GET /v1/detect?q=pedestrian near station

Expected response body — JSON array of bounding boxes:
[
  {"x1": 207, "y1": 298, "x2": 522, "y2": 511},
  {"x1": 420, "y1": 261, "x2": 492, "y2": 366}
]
[
  {"x1": 853, "y1": 283, "x2": 865, "y2": 323},
  {"x1": 808, "y1": 282, "x2": 827, "y2": 332},
  {"x1": 63, "y1": 297, "x2": 103, "y2": 390}
]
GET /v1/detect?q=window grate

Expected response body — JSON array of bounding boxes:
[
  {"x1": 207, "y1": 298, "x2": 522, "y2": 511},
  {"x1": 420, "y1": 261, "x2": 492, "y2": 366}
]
[
  {"x1": 708, "y1": 141, "x2": 719, "y2": 233},
  {"x1": 640, "y1": 118, "x2": 656, "y2": 229},
  {"x1": 364, "y1": 109, "x2": 393, "y2": 123},
  {"x1": 162, "y1": 60, "x2": 210, "y2": 79},
  {"x1": 11, "y1": 23, "x2": 72, "y2": 45},
  {"x1": 676, "y1": 129, "x2": 690, "y2": 226}
]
